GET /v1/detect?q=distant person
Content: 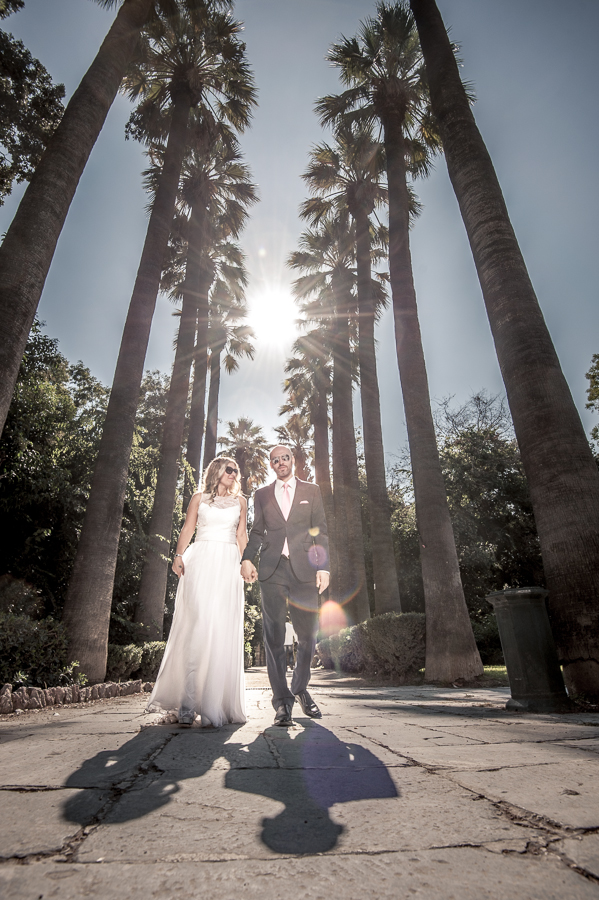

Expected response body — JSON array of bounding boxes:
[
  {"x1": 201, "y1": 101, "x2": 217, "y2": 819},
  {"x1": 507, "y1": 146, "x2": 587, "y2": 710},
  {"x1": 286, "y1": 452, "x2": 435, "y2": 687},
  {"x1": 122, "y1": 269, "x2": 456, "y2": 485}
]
[
  {"x1": 241, "y1": 445, "x2": 329, "y2": 726},
  {"x1": 285, "y1": 620, "x2": 297, "y2": 670},
  {"x1": 147, "y1": 457, "x2": 248, "y2": 727}
]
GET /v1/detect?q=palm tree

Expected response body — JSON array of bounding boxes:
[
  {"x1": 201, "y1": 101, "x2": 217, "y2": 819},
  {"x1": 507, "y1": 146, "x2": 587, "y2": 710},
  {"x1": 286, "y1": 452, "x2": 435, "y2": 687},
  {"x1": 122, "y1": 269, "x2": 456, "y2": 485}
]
[
  {"x1": 204, "y1": 291, "x2": 255, "y2": 464},
  {"x1": 282, "y1": 331, "x2": 332, "y2": 497},
  {"x1": 218, "y1": 417, "x2": 269, "y2": 496},
  {"x1": 134, "y1": 131, "x2": 256, "y2": 638},
  {"x1": 0, "y1": 0, "x2": 222, "y2": 435},
  {"x1": 274, "y1": 415, "x2": 312, "y2": 482},
  {"x1": 289, "y1": 216, "x2": 370, "y2": 624},
  {"x1": 62, "y1": 4, "x2": 256, "y2": 682},
  {"x1": 320, "y1": 1, "x2": 482, "y2": 682},
  {"x1": 410, "y1": 0, "x2": 599, "y2": 697},
  {"x1": 180, "y1": 135, "x2": 257, "y2": 503},
  {"x1": 301, "y1": 121, "x2": 401, "y2": 617},
  {"x1": 281, "y1": 331, "x2": 335, "y2": 584}
]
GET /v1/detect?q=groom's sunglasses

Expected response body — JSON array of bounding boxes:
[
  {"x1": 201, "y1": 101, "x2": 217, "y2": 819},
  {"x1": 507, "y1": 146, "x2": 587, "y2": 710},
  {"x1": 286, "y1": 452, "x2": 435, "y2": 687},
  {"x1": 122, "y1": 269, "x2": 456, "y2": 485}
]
[{"x1": 225, "y1": 466, "x2": 238, "y2": 475}]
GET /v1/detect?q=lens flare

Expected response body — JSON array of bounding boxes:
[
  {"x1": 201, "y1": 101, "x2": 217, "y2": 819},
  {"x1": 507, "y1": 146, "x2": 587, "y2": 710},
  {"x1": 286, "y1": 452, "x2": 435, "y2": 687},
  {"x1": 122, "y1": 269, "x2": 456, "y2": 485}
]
[{"x1": 319, "y1": 600, "x2": 348, "y2": 637}]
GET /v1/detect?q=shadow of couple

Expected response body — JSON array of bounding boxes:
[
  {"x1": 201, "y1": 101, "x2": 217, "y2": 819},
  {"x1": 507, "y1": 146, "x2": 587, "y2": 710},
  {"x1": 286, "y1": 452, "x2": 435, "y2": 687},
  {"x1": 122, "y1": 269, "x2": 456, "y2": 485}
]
[{"x1": 63, "y1": 720, "x2": 398, "y2": 855}]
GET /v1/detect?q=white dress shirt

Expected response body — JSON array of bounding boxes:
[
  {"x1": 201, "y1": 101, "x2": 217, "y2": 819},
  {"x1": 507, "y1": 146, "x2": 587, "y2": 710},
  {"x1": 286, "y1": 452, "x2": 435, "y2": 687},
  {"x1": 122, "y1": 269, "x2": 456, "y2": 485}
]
[
  {"x1": 275, "y1": 476, "x2": 296, "y2": 557},
  {"x1": 275, "y1": 475, "x2": 296, "y2": 513}
]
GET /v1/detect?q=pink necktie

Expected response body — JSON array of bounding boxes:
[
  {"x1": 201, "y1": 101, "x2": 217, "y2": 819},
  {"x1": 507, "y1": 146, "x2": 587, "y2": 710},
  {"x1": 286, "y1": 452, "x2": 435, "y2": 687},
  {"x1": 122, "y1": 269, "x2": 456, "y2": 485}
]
[{"x1": 281, "y1": 483, "x2": 291, "y2": 557}]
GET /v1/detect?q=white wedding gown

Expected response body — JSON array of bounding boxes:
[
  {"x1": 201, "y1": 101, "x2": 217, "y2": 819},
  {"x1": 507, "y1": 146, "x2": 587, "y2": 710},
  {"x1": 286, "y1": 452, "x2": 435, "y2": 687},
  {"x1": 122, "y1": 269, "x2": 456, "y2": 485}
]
[{"x1": 146, "y1": 495, "x2": 246, "y2": 726}]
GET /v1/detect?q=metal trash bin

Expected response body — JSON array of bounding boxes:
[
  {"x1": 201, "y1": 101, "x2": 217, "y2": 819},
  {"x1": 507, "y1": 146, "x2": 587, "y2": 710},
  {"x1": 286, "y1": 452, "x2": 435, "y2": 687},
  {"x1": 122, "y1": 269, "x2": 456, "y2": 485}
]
[{"x1": 487, "y1": 587, "x2": 570, "y2": 712}]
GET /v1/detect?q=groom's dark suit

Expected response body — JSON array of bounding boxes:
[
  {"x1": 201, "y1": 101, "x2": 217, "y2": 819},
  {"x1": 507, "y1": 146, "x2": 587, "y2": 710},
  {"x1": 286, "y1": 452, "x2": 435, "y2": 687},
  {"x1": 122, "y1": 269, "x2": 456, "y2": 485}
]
[{"x1": 242, "y1": 479, "x2": 329, "y2": 707}]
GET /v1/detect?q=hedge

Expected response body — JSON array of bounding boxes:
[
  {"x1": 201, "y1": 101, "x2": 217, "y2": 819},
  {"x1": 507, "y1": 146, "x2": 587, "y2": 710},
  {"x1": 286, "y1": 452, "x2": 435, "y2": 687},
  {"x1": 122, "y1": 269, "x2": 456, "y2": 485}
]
[
  {"x1": 0, "y1": 613, "x2": 69, "y2": 686},
  {"x1": 316, "y1": 612, "x2": 426, "y2": 682},
  {"x1": 105, "y1": 641, "x2": 166, "y2": 682}
]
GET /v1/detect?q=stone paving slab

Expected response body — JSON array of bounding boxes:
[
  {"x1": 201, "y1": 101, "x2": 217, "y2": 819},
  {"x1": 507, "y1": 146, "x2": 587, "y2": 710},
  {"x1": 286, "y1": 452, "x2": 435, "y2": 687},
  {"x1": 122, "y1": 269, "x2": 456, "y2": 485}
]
[
  {"x1": 558, "y1": 833, "x2": 599, "y2": 880},
  {"x1": 381, "y1": 738, "x2": 599, "y2": 770},
  {"x1": 0, "y1": 726, "x2": 171, "y2": 788},
  {"x1": 558, "y1": 738, "x2": 599, "y2": 755},
  {"x1": 74, "y1": 754, "x2": 539, "y2": 864},
  {"x1": 1, "y1": 671, "x2": 598, "y2": 897},
  {"x1": 451, "y1": 760, "x2": 599, "y2": 829},
  {"x1": 0, "y1": 789, "x2": 106, "y2": 858},
  {"x1": 1, "y1": 849, "x2": 597, "y2": 900}
]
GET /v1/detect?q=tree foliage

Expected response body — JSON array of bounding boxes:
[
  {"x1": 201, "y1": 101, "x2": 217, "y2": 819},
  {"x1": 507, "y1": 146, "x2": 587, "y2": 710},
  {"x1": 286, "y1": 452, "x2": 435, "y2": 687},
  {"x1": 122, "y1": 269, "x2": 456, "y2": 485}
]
[
  {"x1": 0, "y1": 18, "x2": 64, "y2": 202},
  {"x1": 388, "y1": 393, "x2": 543, "y2": 621},
  {"x1": 0, "y1": 321, "x2": 108, "y2": 613},
  {"x1": 0, "y1": 323, "x2": 181, "y2": 638},
  {"x1": 585, "y1": 353, "x2": 599, "y2": 451}
]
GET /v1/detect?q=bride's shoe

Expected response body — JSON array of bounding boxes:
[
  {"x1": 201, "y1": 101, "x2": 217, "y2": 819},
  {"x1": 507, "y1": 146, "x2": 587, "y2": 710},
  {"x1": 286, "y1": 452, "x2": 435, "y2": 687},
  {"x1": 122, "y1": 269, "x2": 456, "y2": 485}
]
[{"x1": 178, "y1": 708, "x2": 195, "y2": 726}]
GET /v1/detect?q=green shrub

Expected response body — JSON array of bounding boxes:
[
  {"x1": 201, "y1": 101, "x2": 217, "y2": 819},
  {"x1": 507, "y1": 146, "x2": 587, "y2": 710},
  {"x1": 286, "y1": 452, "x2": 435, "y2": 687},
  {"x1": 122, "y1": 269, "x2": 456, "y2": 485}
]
[
  {"x1": 105, "y1": 641, "x2": 166, "y2": 682},
  {"x1": 0, "y1": 613, "x2": 70, "y2": 686},
  {"x1": 316, "y1": 612, "x2": 426, "y2": 683},
  {"x1": 138, "y1": 641, "x2": 165, "y2": 680},
  {"x1": 363, "y1": 612, "x2": 425, "y2": 680},
  {"x1": 472, "y1": 613, "x2": 504, "y2": 665},
  {"x1": 106, "y1": 643, "x2": 143, "y2": 681},
  {"x1": 244, "y1": 602, "x2": 261, "y2": 667}
]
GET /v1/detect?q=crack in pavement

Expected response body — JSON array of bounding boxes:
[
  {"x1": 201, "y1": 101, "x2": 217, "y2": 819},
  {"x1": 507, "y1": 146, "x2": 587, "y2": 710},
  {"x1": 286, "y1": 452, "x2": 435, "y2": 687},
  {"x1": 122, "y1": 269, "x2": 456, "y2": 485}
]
[{"x1": 0, "y1": 730, "x2": 178, "y2": 867}]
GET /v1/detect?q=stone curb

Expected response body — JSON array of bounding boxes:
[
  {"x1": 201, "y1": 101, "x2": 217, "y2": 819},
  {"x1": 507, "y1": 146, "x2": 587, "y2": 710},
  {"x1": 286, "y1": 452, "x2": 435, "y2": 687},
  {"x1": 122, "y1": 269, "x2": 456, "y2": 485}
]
[{"x1": 0, "y1": 680, "x2": 154, "y2": 714}]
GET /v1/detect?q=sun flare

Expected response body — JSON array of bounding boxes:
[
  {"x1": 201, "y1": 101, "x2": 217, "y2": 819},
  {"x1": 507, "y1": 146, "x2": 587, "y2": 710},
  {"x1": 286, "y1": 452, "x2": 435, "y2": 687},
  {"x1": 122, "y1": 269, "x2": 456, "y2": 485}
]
[{"x1": 246, "y1": 285, "x2": 299, "y2": 348}]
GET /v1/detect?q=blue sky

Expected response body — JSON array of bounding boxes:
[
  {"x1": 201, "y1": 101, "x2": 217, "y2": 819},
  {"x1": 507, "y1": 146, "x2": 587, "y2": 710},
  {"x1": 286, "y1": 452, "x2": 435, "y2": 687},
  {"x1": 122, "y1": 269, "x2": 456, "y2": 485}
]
[{"x1": 2, "y1": 0, "x2": 598, "y2": 463}]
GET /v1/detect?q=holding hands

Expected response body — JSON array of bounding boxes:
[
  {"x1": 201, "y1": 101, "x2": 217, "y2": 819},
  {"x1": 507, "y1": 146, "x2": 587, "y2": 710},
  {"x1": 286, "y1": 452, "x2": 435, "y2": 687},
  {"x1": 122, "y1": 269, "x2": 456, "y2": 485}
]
[{"x1": 241, "y1": 559, "x2": 258, "y2": 583}]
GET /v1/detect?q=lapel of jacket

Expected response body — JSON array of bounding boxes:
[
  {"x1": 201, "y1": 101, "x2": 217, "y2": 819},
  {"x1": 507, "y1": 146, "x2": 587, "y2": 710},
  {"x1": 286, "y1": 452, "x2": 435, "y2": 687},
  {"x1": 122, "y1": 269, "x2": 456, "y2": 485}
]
[
  {"x1": 288, "y1": 478, "x2": 306, "y2": 520},
  {"x1": 266, "y1": 481, "x2": 286, "y2": 523}
]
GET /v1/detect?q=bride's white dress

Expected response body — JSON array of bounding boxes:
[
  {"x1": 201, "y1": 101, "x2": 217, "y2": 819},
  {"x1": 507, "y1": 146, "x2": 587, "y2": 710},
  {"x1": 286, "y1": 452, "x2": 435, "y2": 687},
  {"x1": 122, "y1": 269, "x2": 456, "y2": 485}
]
[{"x1": 146, "y1": 495, "x2": 246, "y2": 726}]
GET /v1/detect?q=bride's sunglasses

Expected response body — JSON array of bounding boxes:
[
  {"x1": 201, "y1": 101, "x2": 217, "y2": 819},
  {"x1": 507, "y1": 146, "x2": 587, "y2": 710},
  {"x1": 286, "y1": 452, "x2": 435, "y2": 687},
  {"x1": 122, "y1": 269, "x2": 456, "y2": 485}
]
[{"x1": 225, "y1": 466, "x2": 238, "y2": 475}]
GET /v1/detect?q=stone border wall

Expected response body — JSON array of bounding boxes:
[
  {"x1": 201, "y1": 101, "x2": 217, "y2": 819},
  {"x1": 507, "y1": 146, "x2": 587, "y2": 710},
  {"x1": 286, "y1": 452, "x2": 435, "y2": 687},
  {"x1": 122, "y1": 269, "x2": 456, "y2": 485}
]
[{"x1": 0, "y1": 680, "x2": 154, "y2": 714}]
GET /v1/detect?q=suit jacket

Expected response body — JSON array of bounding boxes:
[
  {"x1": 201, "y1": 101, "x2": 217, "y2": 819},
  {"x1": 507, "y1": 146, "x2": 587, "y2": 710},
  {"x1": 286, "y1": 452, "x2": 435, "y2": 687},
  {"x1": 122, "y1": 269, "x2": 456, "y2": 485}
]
[{"x1": 242, "y1": 479, "x2": 329, "y2": 583}]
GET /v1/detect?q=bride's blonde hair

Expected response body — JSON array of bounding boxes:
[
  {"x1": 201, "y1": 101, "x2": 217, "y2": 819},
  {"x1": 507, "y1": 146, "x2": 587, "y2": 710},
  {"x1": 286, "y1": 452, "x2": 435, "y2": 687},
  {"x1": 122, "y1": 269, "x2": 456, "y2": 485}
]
[{"x1": 201, "y1": 456, "x2": 241, "y2": 502}]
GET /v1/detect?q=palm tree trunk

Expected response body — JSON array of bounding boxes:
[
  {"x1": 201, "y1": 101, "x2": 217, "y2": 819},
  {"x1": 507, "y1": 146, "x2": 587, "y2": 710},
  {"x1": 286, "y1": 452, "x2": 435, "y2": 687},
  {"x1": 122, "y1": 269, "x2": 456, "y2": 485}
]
[
  {"x1": 383, "y1": 110, "x2": 482, "y2": 682},
  {"x1": 332, "y1": 304, "x2": 371, "y2": 625},
  {"x1": 294, "y1": 450, "x2": 309, "y2": 482},
  {"x1": 312, "y1": 374, "x2": 336, "y2": 588},
  {"x1": 411, "y1": 0, "x2": 599, "y2": 697},
  {"x1": 355, "y1": 209, "x2": 401, "y2": 615},
  {"x1": 331, "y1": 350, "x2": 349, "y2": 606},
  {"x1": 204, "y1": 348, "x2": 221, "y2": 465},
  {"x1": 0, "y1": 0, "x2": 152, "y2": 435},
  {"x1": 134, "y1": 207, "x2": 203, "y2": 638},
  {"x1": 183, "y1": 244, "x2": 212, "y2": 510},
  {"x1": 62, "y1": 92, "x2": 191, "y2": 683}
]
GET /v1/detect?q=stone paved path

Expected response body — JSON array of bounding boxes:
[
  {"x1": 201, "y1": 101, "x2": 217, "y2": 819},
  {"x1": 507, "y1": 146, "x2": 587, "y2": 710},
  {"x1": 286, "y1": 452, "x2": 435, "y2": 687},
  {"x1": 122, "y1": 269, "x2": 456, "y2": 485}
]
[{"x1": 1, "y1": 668, "x2": 599, "y2": 898}]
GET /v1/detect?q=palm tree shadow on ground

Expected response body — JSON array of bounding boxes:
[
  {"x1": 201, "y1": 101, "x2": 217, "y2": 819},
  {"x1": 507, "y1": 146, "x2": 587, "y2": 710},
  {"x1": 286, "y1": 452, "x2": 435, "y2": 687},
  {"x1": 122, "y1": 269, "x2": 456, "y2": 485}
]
[{"x1": 63, "y1": 721, "x2": 398, "y2": 855}]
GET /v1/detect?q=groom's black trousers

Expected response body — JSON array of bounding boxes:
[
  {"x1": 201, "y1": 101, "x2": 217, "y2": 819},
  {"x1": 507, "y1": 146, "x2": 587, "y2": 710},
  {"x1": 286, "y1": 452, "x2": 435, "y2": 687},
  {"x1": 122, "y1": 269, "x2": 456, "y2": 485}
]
[{"x1": 260, "y1": 555, "x2": 319, "y2": 708}]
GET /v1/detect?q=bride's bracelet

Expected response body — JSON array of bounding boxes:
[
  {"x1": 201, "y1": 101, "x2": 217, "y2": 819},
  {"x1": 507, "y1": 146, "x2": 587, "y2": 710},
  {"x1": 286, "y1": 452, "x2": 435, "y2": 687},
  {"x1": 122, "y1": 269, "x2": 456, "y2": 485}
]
[{"x1": 174, "y1": 553, "x2": 183, "y2": 559}]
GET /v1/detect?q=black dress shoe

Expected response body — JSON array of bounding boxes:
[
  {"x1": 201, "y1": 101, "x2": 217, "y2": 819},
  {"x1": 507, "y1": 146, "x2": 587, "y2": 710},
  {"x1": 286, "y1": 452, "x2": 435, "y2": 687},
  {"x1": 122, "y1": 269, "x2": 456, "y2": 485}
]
[
  {"x1": 274, "y1": 701, "x2": 294, "y2": 727},
  {"x1": 294, "y1": 689, "x2": 322, "y2": 718}
]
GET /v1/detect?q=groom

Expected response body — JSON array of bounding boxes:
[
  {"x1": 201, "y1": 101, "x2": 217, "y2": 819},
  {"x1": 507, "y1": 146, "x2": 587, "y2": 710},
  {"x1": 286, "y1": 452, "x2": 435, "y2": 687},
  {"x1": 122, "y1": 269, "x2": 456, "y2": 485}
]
[{"x1": 241, "y1": 445, "x2": 329, "y2": 726}]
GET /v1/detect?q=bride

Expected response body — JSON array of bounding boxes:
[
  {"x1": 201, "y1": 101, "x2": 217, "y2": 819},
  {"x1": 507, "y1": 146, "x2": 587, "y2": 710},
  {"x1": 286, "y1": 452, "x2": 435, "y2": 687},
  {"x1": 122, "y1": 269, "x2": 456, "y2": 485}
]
[{"x1": 146, "y1": 457, "x2": 248, "y2": 727}]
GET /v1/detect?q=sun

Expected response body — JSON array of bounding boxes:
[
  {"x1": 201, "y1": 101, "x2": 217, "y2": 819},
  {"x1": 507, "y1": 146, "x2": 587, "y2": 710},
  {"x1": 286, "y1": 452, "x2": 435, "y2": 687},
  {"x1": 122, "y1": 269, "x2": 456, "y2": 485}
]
[{"x1": 246, "y1": 284, "x2": 299, "y2": 348}]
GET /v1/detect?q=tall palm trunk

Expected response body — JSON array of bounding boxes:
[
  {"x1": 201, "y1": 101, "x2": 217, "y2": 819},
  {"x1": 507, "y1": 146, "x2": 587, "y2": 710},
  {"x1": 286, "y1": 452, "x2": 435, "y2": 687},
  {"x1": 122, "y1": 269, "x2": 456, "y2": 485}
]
[
  {"x1": 331, "y1": 293, "x2": 370, "y2": 624},
  {"x1": 183, "y1": 248, "x2": 212, "y2": 509},
  {"x1": 355, "y1": 209, "x2": 401, "y2": 615},
  {"x1": 204, "y1": 347, "x2": 221, "y2": 464},
  {"x1": 331, "y1": 351, "x2": 349, "y2": 605},
  {"x1": 62, "y1": 93, "x2": 192, "y2": 683},
  {"x1": 411, "y1": 0, "x2": 599, "y2": 696},
  {"x1": 237, "y1": 448, "x2": 250, "y2": 496},
  {"x1": 0, "y1": 0, "x2": 152, "y2": 435},
  {"x1": 134, "y1": 207, "x2": 204, "y2": 638},
  {"x1": 383, "y1": 109, "x2": 482, "y2": 682},
  {"x1": 312, "y1": 373, "x2": 335, "y2": 588}
]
